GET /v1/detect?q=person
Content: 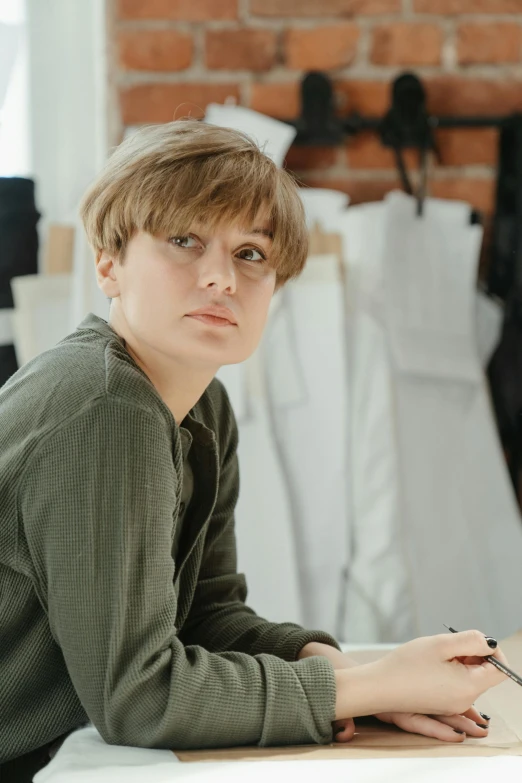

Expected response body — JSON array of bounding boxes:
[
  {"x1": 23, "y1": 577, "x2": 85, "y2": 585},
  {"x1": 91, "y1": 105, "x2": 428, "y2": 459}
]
[{"x1": 0, "y1": 119, "x2": 508, "y2": 780}]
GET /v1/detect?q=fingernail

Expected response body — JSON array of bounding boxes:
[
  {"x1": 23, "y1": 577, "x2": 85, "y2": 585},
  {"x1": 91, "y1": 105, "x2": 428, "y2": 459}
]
[
  {"x1": 454, "y1": 730, "x2": 465, "y2": 734},
  {"x1": 480, "y1": 712, "x2": 491, "y2": 721},
  {"x1": 485, "y1": 637, "x2": 498, "y2": 649},
  {"x1": 334, "y1": 727, "x2": 344, "y2": 736},
  {"x1": 476, "y1": 723, "x2": 488, "y2": 729}
]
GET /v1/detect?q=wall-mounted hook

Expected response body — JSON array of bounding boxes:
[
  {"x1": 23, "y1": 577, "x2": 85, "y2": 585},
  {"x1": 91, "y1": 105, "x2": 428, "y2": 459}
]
[
  {"x1": 293, "y1": 72, "x2": 344, "y2": 146},
  {"x1": 379, "y1": 73, "x2": 436, "y2": 217}
]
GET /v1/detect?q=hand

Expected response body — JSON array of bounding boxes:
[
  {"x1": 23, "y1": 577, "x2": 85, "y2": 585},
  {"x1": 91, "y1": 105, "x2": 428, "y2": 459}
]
[{"x1": 334, "y1": 630, "x2": 509, "y2": 724}]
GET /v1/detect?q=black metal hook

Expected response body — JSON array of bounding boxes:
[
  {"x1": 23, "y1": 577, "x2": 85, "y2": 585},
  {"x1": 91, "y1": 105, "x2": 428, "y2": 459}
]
[
  {"x1": 379, "y1": 73, "x2": 436, "y2": 216},
  {"x1": 293, "y1": 72, "x2": 344, "y2": 146}
]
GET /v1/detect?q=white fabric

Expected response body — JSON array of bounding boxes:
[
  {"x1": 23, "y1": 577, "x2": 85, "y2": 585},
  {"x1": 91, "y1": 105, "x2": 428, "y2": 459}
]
[
  {"x1": 299, "y1": 187, "x2": 349, "y2": 230},
  {"x1": 204, "y1": 104, "x2": 296, "y2": 168},
  {"x1": 381, "y1": 191, "x2": 522, "y2": 639},
  {"x1": 262, "y1": 254, "x2": 350, "y2": 636},
  {"x1": 338, "y1": 203, "x2": 416, "y2": 643},
  {"x1": 232, "y1": 333, "x2": 303, "y2": 626}
]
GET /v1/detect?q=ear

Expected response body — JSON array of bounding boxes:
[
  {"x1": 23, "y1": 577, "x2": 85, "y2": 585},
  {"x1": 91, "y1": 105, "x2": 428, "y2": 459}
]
[{"x1": 96, "y1": 250, "x2": 121, "y2": 298}]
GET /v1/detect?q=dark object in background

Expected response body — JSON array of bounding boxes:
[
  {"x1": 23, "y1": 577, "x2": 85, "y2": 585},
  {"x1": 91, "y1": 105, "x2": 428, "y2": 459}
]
[
  {"x1": 487, "y1": 116, "x2": 522, "y2": 505},
  {"x1": 487, "y1": 115, "x2": 522, "y2": 302},
  {"x1": 0, "y1": 177, "x2": 40, "y2": 386},
  {"x1": 488, "y1": 292, "x2": 522, "y2": 506}
]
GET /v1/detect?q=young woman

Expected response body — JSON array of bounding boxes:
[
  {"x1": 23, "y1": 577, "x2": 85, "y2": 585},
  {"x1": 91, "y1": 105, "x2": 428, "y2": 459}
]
[{"x1": 0, "y1": 119, "x2": 507, "y2": 779}]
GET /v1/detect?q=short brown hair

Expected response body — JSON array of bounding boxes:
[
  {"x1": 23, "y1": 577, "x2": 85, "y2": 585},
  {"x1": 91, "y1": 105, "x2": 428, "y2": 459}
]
[{"x1": 80, "y1": 119, "x2": 309, "y2": 288}]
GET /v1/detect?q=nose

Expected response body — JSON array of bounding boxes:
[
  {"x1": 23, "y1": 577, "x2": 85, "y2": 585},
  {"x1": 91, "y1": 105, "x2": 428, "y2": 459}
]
[{"x1": 197, "y1": 241, "x2": 237, "y2": 294}]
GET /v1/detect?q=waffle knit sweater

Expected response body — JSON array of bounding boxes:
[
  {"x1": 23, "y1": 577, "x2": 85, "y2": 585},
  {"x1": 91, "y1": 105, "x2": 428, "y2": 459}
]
[{"x1": 0, "y1": 313, "x2": 341, "y2": 763}]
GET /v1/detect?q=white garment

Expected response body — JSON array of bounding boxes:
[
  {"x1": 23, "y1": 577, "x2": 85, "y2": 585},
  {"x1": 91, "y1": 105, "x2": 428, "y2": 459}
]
[
  {"x1": 299, "y1": 187, "x2": 349, "y2": 230},
  {"x1": 382, "y1": 192, "x2": 522, "y2": 639},
  {"x1": 232, "y1": 336, "x2": 304, "y2": 626},
  {"x1": 263, "y1": 254, "x2": 350, "y2": 636},
  {"x1": 339, "y1": 203, "x2": 416, "y2": 643}
]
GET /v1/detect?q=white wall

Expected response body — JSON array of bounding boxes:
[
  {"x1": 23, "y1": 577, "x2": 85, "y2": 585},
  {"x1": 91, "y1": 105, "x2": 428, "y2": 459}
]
[
  {"x1": 27, "y1": 0, "x2": 110, "y2": 323},
  {"x1": 0, "y1": 0, "x2": 29, "y2": 177}
]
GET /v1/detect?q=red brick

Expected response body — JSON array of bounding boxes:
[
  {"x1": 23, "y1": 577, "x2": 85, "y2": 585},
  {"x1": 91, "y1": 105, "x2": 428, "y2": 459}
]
[
  {"x1": 118, "y1": 30, "x2": 193, "y2": 72},
  {"x1": 205, "y1": 29, "x2": 277, "y2": 71},
  {"x1": 457, "y1": 23, "x2": 522, "y2": 65},
  {"x1": 335, "y1": 80, "x2": 390, "y2": 116},
  {"x1": 250, "y1": 82, "x2": 300, "y2": 118},
  {"x1": 426, "y1": 76, "x2": 522, "y2": 116},
  {"x1": 117, "y1": 0, "x2": 237, "y2": 20},
  {"x1": 285, "y1": 25, "x2": 360, "y2": 70},
  {"x1": 346, "y1": 133, "x2": 419, "y2": 170},
  {"x1": 414, "y1": 0, "x2": 522, "y2": 12},
  {"x1": 435, "y1": 129, "x2": 498, "y2": 167},
  {"x1": 299, "y1": 176, "x2": 402, "y2": 204},
  {"x1": 285, "y1": 145, "x2": 340, "y2": 170},
  {"x1": 120, "y1": 83, "x2": 240, "y2": 124},
  {"x1": 250, "y1": 0, "x2": 400, "y2": 16},
  {"x1": 371, "y1": 23, "x2": 443, "y2": 67},
  {"x1": 430, "y1": 177, "x2": 495, "y2": 214}
]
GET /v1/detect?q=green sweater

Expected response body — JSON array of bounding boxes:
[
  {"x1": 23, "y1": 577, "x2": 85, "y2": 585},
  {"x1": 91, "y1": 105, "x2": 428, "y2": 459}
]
[{"x1": 0, "y1": 313, "x2": 341, "y2": 763}]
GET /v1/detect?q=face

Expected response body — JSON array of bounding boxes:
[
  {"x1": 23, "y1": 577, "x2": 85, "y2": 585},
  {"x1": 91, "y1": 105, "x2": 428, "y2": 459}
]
[{"x1": 96, "y1": 216, "x2": 277, "y2": 371}]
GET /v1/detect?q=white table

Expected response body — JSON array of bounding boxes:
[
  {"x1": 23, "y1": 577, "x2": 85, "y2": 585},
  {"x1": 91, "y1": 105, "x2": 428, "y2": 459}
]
[{"x1": 34, "y1": 644, "x2": 522, "y2": 782}]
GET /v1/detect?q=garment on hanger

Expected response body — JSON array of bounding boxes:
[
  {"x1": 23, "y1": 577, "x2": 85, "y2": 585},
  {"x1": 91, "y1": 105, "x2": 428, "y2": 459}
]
[
  {"x1": 299, "y1": 187, "x2": 349, "y2": 230},
  {"x1": 262, "y1": 254, "x2": 350, "y2": 636},
  {"x1": 338, "y1": 203, "x2": 416, "y2": 643},
  {"x1": 382, "y1": 191, "x2": 522, "y2": 639},
  {"x1": 220, "y1": 331, "x2": 304, "y2": 627}
]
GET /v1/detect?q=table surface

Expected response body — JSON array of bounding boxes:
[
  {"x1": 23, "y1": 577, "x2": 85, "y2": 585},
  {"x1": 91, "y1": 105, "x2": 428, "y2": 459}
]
[{"x1": 34, "y1": 644, "x2": 522, "y2": 783}]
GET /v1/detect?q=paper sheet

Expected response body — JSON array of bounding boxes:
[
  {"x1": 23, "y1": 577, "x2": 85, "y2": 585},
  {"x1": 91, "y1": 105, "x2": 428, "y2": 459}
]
[
  {"x1": 204, "y1": 104, "x2": 296, "y2": 168},
  {"x1": 176, "y1": 632, "x2": 522, "y2": 763}
]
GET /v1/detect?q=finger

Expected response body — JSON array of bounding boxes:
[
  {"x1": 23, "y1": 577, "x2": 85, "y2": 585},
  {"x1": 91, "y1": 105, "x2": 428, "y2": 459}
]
[
  {"x1": 332, "y1": 718, "x2": 356, "y2": 744},
  {"x1": 462, "y1": 705, "x2": 490, "y2": 726},
  {"x1": 392, "y1": 713, "x2": 466, "y2": 743},
  {"x1": 441, "y1": 629, "x2": 501, "y2": 660},
  {"x1": 430, "y1": 714, "x2": 488, "y2": 737}
]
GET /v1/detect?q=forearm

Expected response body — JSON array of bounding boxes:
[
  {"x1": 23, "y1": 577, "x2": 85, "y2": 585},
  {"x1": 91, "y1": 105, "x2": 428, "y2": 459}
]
[
  {"x1": 297, "y1": 641, "x2": 361, "y2": 670},
  {"x1": 298, "y1": 642, "x2": 390, "y2": 720},
  {"x1": 334, "y1": 664, "x2": 390, "y2": 720}
]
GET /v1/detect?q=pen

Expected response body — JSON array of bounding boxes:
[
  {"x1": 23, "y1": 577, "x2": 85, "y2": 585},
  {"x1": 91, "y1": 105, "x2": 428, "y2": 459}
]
[{"x1": 443, "y1": 625, "x2": 522, "y2": 687}]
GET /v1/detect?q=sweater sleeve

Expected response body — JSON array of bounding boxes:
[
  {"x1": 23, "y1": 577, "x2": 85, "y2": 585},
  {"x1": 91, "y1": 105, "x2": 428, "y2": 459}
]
[
  {"x1": 178, "y1": 391, "x2": 342, "y2": 662},
  {"x1": 19, "y1": 396, "x2": 337, "y2": 750}
]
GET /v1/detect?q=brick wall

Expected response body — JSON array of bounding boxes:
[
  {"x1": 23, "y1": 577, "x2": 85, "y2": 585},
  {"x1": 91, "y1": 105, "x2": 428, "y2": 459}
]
[{"x1": 111, "y1": 0, "x2": 522, "y2": 219}]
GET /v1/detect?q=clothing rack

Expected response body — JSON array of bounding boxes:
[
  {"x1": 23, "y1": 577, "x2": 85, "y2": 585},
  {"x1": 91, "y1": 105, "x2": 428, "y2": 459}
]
[{"x1": 282, "y1": 71, "x2": 522, "y2": 302}]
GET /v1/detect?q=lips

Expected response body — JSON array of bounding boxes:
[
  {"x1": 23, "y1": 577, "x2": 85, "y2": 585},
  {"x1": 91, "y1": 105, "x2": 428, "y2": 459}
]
[{"x1": 187, "y1": 306, "x2": 237, "y2": 325}]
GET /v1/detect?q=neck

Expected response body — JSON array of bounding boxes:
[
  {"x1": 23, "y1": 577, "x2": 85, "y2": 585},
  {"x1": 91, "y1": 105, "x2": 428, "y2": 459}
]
[{"x1": 109, "y1": 306, "x2": 217, "y2": 424}]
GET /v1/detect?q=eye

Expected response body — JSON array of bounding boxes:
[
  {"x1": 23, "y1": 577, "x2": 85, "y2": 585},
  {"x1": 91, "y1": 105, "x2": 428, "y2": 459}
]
[
  {"x1": 237, "y1": 247, "x2": 266, "y2": 263},
  {"x1": 168, "y1": 236, "x2": 199, "y2": 248}
]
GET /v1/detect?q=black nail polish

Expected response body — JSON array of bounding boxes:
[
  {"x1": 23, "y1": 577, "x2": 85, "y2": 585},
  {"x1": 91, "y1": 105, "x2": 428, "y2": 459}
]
[
  {"x1": 454, "y1": 730, "x2": 465, "y2": 734},
  {"x1": 480, "y1": 712, "x2": 491, "y2": 721},
  {"x1": 486, "y1": 637, "x2": 498, "y2": 649},
  {"x1": 476, "y1": 723, "x2": 488, "y2": 729}
]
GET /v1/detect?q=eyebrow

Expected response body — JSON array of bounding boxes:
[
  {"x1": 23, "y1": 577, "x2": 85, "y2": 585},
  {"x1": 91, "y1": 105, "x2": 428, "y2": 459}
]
[{"x1": 241, "y1": 227, "x2": 274, "y2": 241}]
